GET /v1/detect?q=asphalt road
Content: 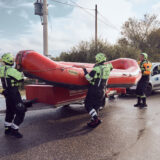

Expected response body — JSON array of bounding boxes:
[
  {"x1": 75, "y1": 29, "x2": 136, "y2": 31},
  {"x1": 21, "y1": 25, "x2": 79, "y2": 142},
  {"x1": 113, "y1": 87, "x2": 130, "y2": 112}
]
[
  {"x1": 1, "y1": 93, "x2": 160, "y2": 160},
  {"x1": 0, "y1": 95, "x2": 6, "y2": 111}
]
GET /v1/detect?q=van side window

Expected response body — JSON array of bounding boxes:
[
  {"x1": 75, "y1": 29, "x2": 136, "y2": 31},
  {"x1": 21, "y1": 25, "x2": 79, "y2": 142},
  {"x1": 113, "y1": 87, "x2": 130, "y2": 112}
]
[
  {"x1": 152, "y1": 65, "x2": 160, "y2": 76},
  {"x1": 158, "y1": 65, "x2": 160, "y2": 73},
  {"x1": 153, "y1": 66, "x2": 159, "y2": 76}
]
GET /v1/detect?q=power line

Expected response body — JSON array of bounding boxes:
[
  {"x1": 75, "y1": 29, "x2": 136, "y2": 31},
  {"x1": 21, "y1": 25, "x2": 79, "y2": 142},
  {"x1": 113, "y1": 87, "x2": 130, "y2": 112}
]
[
  {"x1": 50, "y1": 0, "x2": 94, "y2": 10},
  {"x1": 69, "y1": 1, "x2": 118, "y2": 31},
  {"x1": 50, "y1": 0, "x2": 95, "y2": 18},
  {"x1": 98, "y1": 16, "x2": 118, "y2": 31},
  {"x1": 69, "y1": 0, "x2": 94, "y2": 10},
  {"x1": 70, "y1": 0, "x2": 95, "y2": 18},
  {"x1": 50, "y1": 0, "x2": 78, "y2": 7},
  {"x1": 97, "y1": 10, "x2": 119, "y2": 31},
  {"x1": 49, "y1": 0, "x2": 119, "y2": 31}
]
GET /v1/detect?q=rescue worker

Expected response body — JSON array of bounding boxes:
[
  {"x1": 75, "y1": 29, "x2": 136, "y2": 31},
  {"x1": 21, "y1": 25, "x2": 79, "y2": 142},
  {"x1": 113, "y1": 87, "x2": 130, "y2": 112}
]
[
  {"x1": 134, "y1": 52, "x2": 152, "y2": 108},
  {"x1": 83, "y1": 53, "x2": 113, "y2": 128},
  {"x1": 0, "y1": 53, "x2": 26, "y2": 138}
]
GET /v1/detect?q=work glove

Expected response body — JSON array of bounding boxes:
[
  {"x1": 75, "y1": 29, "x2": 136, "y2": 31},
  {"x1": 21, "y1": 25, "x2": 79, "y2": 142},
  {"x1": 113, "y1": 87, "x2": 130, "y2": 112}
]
[{"x1": 82, "y1": 68, "x2": 88, "y2": 75}]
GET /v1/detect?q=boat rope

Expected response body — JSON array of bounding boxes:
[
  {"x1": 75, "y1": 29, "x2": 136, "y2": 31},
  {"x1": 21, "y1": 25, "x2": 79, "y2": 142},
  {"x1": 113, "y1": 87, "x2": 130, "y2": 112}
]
[
  {"x1": 22, "y1": 66, "x2": 74, "y2": 73},
  {"x1": 21, "y1": 66, "x2": 92, "y2": 73}
]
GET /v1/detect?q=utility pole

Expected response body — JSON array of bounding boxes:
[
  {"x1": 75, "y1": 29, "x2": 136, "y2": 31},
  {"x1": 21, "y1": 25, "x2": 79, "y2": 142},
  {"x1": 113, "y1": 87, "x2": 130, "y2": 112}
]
[
  {"x1": 34, "y1": 0, "x2": 48, "y2": 56},
  {"x1": 43, "y1": 0, "x2": 48, "y2": 56},
  {"x1": 95, "y1": 4, "x2": 98, "y2": 52}
]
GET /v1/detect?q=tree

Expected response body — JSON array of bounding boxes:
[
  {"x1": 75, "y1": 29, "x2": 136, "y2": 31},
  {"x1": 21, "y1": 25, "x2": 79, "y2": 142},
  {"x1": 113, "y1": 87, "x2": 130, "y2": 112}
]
[
  {"x1": 146, "y1": 28, "x2": 160, "y2": 61},
  {"x1": 56, "y1": 39, "x2": 114, "y2": 63},
  {"x1": 121, "y1": 14, "x2": 160, "y2": 51},
  {"x1": 55, "y1": 37, "x2": 142, "y2": 62}
]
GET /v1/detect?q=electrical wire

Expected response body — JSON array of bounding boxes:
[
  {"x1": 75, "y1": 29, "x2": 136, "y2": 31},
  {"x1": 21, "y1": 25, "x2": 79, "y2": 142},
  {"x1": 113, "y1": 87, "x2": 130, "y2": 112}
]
[
  {"x1": 50, "y1": 0, "x2": 95, "y2": 39},
  {"x1": 69, "y1": 0, "x2": 94, "y2": 11},
  {"x1": 50, "y1": 0, "x2": 94, "y2": 10},
  {"x1": 50, "y1": 0, "x2": 119, "y2": 33},
  {"x1": 97, "y1": 11, "x2": 119, "y2": 31},
  {"x1": 50, "y1": 0, "x2": 78, "y2": 7},
  {"x1": 51, "y1": 0, "x2": 118, "y2": 30},
  {"x1": 50, "y1": 0, "x2": 95, "y2": 18},
  {"x1": 68, "y1": 0, "x2": 94, "y2": 37},
  {"x1": 70, "y1": 0, "x2": 95, "y2": 18}
]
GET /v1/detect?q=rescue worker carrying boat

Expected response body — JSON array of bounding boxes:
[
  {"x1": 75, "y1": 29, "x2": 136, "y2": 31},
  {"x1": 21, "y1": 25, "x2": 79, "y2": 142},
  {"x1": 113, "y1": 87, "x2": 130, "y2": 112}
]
[
  {"x1": 0, "y1": 53, "x2": 26, "y2": 138},
  {"x1": 134, "y1": 52, "x2": 152, "y2": 108},
  {"x1": 83, "y1": 53, "x2": 113, "y2": 128}
]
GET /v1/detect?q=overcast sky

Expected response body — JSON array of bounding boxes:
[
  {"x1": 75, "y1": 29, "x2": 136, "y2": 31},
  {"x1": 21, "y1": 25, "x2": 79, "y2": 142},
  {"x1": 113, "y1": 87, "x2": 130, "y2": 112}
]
[{"x1": 0, "y1": 0, "x2": 160, "y2": 57}]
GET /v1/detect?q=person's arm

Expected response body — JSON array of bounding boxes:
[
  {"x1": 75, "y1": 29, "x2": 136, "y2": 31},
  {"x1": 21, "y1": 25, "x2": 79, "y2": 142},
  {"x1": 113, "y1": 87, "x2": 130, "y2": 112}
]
[
  {"x1": 83, "y1": 68, "x2": 88, "y2": 75},
  {"x1": 83, "y1": 68, "x2": 96, "y2": 82},
  {"x1": 109, "y1": 63, "x2": 113, "y2": 71},
  {"x1": 105, "y1": 62, "x2": 113, "y2": 71},
  {"x1": 7, "y1": 68, "x2": 24, "y2": 82}
]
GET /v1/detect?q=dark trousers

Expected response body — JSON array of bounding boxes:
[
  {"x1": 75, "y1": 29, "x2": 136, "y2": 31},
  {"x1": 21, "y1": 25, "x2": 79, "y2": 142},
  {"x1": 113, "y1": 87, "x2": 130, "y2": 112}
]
[
  {"x1": 5, "y1": 88, "x2": 25, "y2": 126},
  {"x1": 136, "y1": 76, "x2": 149, "y2": 97},
  {"x1": 85, "y1": 85, "x2": 105, "y2": 113}
]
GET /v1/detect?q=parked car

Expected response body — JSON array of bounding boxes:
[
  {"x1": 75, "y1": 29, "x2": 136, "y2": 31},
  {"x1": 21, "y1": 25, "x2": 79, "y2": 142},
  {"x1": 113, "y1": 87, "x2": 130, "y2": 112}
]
[{"x1": 126, "y1": 62, "x2": 160, "y2": 96}]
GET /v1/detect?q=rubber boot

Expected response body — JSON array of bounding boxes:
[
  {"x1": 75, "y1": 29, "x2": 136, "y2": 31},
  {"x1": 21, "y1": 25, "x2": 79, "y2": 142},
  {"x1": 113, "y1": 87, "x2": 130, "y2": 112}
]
[
  {"x1": 10, "y1": 128, "x2": 23, "y2": 138},
  {"x1": 140, "y1": 97, "x2": 147, "y2": 108},
  {"x1": 87, "y1": 116, "x2": 101, "y2": 128},
  {"x1": 134, "y1": 97, "x2": 141, "y2": 107},
  {"x1": 4, "y1": 126, "x2": 12, "y2": 135}
]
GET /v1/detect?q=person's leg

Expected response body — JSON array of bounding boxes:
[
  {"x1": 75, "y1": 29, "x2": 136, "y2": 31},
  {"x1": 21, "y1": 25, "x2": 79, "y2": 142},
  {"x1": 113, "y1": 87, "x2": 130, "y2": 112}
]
[
  {"x1": 11, "y1": 90, "x2": 25, "y2": 138},
  {"x1": 85, "y1": 88, "x2": 102, "y2": 128},
  {"x1": 4, "y1": 121, "x2": 12, "y2": 135},
  {"x1": 140, "y1": 80, "x2": 148, "y2": 108},
  {"x1": 134, "y1": 80, "x2": 142, "y2": 107},
  {"x1": 14, "y1": 103, "x2": 26, "y2": 126},
  {"x1": 141, "y1": 96, "x2": 147, "y2": 107},
  {"x1": 4, "y1": 95, "x2": 15, "y2": 135},
  {"x1": 85, "y1": 97, "x2": 99, "y2": 121},
  {"x1": 99, "y1": 89, "x2": 106, "y2": 110},
  {"x1": 134, "y1": 96, "x2": 141, "y2": 107},
  {"x1": 87, "y1": 109, "x2": 101, "y2": 128}
]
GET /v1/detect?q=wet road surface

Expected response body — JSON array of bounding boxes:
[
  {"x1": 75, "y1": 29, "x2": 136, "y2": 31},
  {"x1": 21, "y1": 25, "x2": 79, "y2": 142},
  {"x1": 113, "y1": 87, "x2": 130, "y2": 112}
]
[
  {"x1": 1, "y1": 93, "x2": 160, "y2": 160},
  {"x1": 0, "y1": 95, "x2": 6, "y2": 111}
]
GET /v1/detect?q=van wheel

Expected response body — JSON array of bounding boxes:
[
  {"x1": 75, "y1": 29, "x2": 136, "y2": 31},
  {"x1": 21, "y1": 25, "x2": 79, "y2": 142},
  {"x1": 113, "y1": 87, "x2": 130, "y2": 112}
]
[{"x1": 146, "y1": 84, "x2": 152, "y2": 96}]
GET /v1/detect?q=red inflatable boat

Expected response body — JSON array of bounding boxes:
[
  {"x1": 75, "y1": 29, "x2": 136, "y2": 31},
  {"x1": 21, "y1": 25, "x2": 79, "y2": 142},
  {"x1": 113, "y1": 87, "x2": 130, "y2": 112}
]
[{"x1": 16, "y1": 50, "x2": 141, "y2": 89}]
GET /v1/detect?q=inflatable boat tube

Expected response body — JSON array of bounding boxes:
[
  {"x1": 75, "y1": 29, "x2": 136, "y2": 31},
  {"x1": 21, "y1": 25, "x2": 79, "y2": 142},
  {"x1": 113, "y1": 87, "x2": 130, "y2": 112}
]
[{"x1": 15, "y1": 50, "x2": 141, "y2": 89}]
